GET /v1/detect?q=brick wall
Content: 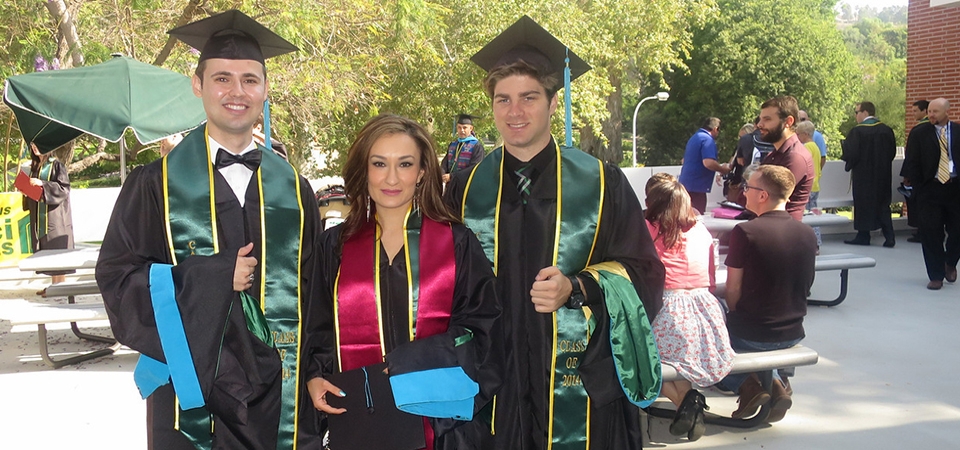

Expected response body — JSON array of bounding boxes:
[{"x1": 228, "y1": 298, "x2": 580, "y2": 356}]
[{"x1": 906, "y1": 0, "x2": 960, "y2": 133}]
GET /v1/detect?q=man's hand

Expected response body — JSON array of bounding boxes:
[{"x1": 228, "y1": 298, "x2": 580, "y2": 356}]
[
  {"x1": 29, "y1": 178, "x2": 43, "y2": 187},
  {"x1": 530, "y1": 266, "x2": 573, "y2": 313},
  {"x1": 307, "y1": 377, "x2": 347, "y2": 415},
  {"x1": 233, "y1": 243, "x2": 257, "y2": 292},
  {"x1": 902, "y1": 177, "x2": 911, "y2": 187},
  {"x1": 442, "y1": 173, "x2": 451, "y2": 183}
]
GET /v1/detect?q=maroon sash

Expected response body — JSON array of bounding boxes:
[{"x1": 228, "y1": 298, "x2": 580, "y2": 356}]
[{"x1": 335, "y1": 215, "x2": 456, "y2": 367}]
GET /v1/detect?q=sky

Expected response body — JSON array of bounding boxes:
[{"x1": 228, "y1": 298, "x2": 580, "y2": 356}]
[{"x1": 838, "y1": 0, "x2": 908, "y2": 9}]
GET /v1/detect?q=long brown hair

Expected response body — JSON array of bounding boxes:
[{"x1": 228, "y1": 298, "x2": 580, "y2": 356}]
[
  {"x1": 644, "y1": 173, "x2": 697, "y2": 249},
  {"x1": 340, "y1": 114, "x2": 460, "y2": 244}
]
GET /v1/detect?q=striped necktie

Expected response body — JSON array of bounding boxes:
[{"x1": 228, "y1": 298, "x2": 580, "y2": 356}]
[
  {"x1": 515, "y1": 164, "x2": 532, "y2": 204},
  {"x1": 937, "y1": 126, "x2": 951, "y2": 184}
]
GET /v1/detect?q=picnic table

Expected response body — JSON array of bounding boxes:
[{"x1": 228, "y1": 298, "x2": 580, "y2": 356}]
[
  {"x1": 12, "y1": 247, "x2": 117, "y2": 368},
  {"x1": 18, "y1": 246, "x2": 100, "y2": 272},
  {"x1": 701, "y1": 212, "x2": 850, "y2": 234}
]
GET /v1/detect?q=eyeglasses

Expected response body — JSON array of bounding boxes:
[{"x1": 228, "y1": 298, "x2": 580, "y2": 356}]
[
  {"x1": 742, "y1": 182, "x2": 766, "y2": 193},
  {"x1": 799, "y1": 117, "x2": 808, "y2": 122}
]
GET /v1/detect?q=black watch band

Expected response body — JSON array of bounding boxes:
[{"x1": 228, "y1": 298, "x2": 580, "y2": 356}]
[{"x1": 566, "y1": 274, "x2": 585, "y2": 309}]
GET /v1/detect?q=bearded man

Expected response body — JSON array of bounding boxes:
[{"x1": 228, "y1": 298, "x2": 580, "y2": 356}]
[{"x1": 758, "y1": 96, "x2": 815, "y2": 221}]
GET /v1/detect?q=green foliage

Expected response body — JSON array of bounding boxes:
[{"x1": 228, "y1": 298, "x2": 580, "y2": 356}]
[
  {"x1": 634, "y1": 0, "x2": 863, "y2": 165},
  {"x1": 0, "y1": 0, "x2": 908, "y2": 181},
  {"x1": 838, "y1": 11, "x2": 907, "y2": 146}
]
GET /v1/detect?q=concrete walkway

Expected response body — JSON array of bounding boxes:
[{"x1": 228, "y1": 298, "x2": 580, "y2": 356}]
[{"x1": 1, "y1": 231, "x2": 958, "y2": 448}]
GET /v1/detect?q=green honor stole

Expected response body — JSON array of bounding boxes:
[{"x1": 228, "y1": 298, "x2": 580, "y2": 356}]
[
  {"x1": 161, "y1": 125, "x2": 306, "y2": 449},
  {"x1": 462, "y1": 145, "x2": 661, "y2": 449},
  {"x1": 463, "y1": 144, "x2": 601, "y2": 449},
  {"x1": 36, "y1": 160, "x2": 53, "y2": 239}
]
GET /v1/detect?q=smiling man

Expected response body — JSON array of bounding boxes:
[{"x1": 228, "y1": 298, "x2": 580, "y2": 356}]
[
  {"x1": 444, "y1": 16, "x2": 665, "y2": 450},
  {"x1": 95, "y1": 10, "x2": 324, "y2": 450}
]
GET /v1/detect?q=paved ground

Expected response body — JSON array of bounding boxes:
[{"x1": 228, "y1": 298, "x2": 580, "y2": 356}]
[{"x1": 1, "y1": 231, "x2": 958, "y2": 448}]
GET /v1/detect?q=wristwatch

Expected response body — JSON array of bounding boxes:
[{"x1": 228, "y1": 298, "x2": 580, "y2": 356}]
[{"x1": 566, "y1": 274, "x2": 585, "y2": 309}]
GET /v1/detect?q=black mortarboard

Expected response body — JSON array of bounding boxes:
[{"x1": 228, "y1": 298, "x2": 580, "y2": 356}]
[
  {"x1": 456, "y1": 114, "x2": 477, "y2": 125},
  {"x1": 325, "y1": 363, "x2": 426, "y2": 450},
  {"x1": 470, "y1": 15, "x2": 591, "y2": 86},
  {"x1": 167, "y1": 10, "x2": 299, "y2": 65}
]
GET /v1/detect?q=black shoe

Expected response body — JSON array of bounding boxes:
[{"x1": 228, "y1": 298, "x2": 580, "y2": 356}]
[
  {"x1": 907, "y1": 234, "x2": 922, "y2": 243},
  {"x1": 883, "y1": 240, "x2": 895, "y2": 248},
  {"x1": 844, "y1": 238, "x2": 870, "y2": 246},
  {"x1": 687, "y1": 397, "x2": 707, "y2": 441},
  {"x1": 669, "y1": 389, "x2": 704, "y2": 437}
]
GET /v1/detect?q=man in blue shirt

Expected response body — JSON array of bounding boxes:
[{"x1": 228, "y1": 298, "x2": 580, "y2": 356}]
[{"x1": 679, "y1": 117, "x2": 729, "y2": 213}]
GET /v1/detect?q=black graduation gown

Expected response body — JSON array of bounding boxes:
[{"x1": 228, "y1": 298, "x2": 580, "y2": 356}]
[
  {"x1": 24, "y1": 158, "x2": 74, "y2": 274},
  {"x1": 842, "y1": 121, "x2": 897, "y2": 231},
  {"x1": 95, "y1": 157, "x2": 323, "y2": 450},
  {"x1": 303, "y1": 223, "x2": 501, "y2": 450},
  {"x1": 443, "y1": 145, "x2": 665, "y2": 450}
]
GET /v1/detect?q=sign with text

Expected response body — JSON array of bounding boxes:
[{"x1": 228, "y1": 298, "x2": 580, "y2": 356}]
[{"x1": 0, "y1": 192, "x2": 32, "y2": 266}]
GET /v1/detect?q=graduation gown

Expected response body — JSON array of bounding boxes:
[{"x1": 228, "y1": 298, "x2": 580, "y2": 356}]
[
  {"x1": 24, "y1": 158, "x2": 74, "y2": 270},
  {"x1": 303, "y1": 222, "x2": 501, "y2": 450},
  {"x1": 444, "y1": 141, "x2": 665, "y2": 450},
  {"x1": 95, "y1": 132, "x2": 323, "y2": 450},
  {"x1": 842, "y1": 119, "x2": 897, "y2": 231}
]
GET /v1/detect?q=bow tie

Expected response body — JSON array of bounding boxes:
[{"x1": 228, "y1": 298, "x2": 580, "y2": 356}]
[{"x1": 215, "y1": 148, "x2": 261, "y2": 171}]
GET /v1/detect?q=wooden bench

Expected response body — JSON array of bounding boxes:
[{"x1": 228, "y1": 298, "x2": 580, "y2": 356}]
[
  {"x1": 646, "y1": 345, "x2": 819, "y2": 428},
  {"x1": 716, "y1": 253, "x2": 876, "y2": 307},
  {"x1": 5, "y1": 302, "x2": 119, "y2": 369}
]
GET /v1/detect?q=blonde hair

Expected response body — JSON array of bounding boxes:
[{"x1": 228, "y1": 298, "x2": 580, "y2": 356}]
[{"x1": 752, "y1": 165, "x2": 796, "y2": 201}]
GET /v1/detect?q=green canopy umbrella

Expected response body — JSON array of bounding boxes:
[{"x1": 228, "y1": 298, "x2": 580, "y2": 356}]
[{"x1": 2, "y1": 55, "x2": 206, "y2": 180}]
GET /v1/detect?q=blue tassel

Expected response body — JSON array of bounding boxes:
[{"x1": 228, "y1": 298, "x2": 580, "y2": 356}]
[{"x1": 564, "y1": 48, "x2": 572, "y2": 148}]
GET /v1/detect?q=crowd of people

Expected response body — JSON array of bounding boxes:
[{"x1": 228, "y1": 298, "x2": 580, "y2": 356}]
[{"x1": 72, "y1": 7, "x2": 947, "y2": 450}]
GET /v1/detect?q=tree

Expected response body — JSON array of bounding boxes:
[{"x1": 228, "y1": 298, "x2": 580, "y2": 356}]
[{"x1": 634, "y1": 0, "x2": 861, "y2": 166}]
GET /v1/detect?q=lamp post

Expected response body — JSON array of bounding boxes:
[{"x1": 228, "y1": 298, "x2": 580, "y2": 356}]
[{"x1": 631, "y1": 91, "x2": 670, "y2": 167}]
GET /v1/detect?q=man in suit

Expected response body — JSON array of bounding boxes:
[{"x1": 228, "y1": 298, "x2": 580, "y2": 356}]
[
  {"x1": 905, "y1": 100, "x2": 929, "y2": 243},
  {"x1": 901, "y1": 98, "x2": 960, "y2": 290}
]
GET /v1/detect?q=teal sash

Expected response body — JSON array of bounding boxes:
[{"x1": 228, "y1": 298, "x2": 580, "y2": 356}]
[
  {"x1": 463, "y1": 144, "x2": 603, "y2": 449},
  {"x1": 159, "y1": 125, "x2": 305, "y2": 449}
]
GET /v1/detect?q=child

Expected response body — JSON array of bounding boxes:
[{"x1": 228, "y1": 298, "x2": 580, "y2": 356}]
[{"x1": 645, "y1": 173, "x2": 735, "y2": 441}]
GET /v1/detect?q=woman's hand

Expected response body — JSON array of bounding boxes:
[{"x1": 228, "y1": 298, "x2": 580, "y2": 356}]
[{"x1": 307, "y1": 377, "x2": 347, "y2": 415}]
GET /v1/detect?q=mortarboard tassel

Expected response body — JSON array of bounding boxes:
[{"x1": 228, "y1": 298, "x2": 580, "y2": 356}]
[
  {"x1": 564, "y1": 48, "x2": 572, "y2": 148},
  {"x1": 262, "y1": 98, "x2": 272, "y2": 147}
]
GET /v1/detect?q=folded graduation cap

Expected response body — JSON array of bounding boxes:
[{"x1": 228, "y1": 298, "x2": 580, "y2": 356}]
[
  {"x1": 167, "y1": 9, "x2": 299, "y2": 64},
  {"x1": 470, "y1": 15, "x2": 591, "y2": 86},
  {"x1": 389, "y1": 366, "x2": 479, "y2": 420},
  {"x1": 325, "y1": 363, "x2": 426, "y2": 450}
]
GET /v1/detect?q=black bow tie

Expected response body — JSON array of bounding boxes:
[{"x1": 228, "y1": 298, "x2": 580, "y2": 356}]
[{"x1": 215, "y1": 148, "x2": 261, "y2": 171}]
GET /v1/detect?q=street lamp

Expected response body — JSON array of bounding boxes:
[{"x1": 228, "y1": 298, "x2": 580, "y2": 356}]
[{"x1": 631, "y1": 91, "x2": 670, "y2": 167}]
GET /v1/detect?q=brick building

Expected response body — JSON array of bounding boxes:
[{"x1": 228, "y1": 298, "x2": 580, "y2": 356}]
[{"x1": 906, "y1": 0, "x2": 960, "y2": 132}]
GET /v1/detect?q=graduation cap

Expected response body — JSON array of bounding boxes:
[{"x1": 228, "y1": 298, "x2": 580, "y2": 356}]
[
  {"x1": 325, "y1": 363, "x2": 426, "y2": 450},
  {"x1": 471, "y1": 15, "x2": 591, "y2": 147},
  {"x1": 168, "y1": 10, "x2": 298, "y2": 147},
  {"x1": 167, "y1": 9, "x2": 299, "y2": 65},
  {"x1": 470, "y1": 15, "x2": 591, "y2": 86},
  {"x1": 456, "y1": 114, "x2": 478, "y2": 125}
]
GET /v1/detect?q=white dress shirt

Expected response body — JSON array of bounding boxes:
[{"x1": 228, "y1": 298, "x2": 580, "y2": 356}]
[{"x1": 207, "y1": 136, "x2": 257, "y2": 207}]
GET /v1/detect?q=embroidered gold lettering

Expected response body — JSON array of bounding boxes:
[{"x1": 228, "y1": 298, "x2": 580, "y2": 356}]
[
  {"x1": 272, "y1": 331, "x2": 297, "y2": 344},
  {"x1": 187, "y1": 240, "x2": 197, "y2": 255},
  {"x1": 561, "y1": 374, "x2": 582, "y2": 387}
]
